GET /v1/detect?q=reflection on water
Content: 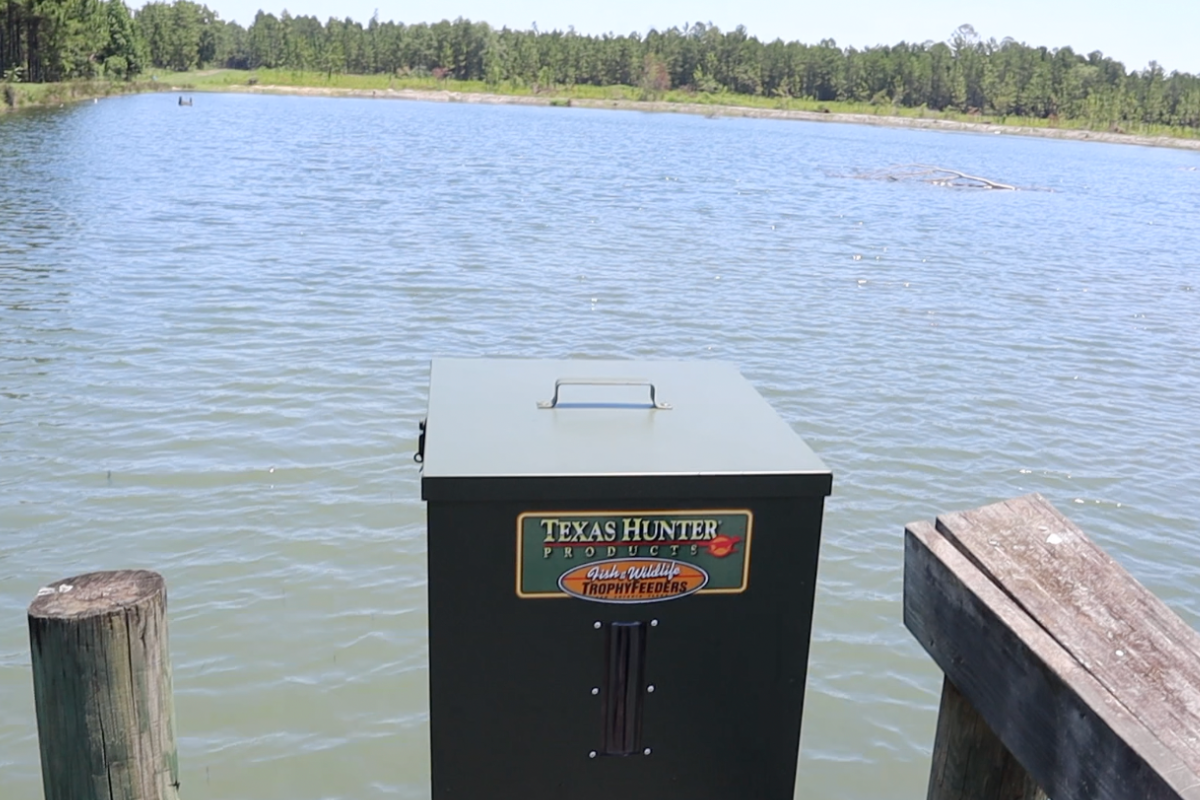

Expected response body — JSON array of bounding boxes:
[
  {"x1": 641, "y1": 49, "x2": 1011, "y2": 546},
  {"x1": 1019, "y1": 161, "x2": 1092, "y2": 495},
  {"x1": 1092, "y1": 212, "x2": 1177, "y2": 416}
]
[{"x1": 1, "y1": 92, "x2": 1198, "y2": 799}]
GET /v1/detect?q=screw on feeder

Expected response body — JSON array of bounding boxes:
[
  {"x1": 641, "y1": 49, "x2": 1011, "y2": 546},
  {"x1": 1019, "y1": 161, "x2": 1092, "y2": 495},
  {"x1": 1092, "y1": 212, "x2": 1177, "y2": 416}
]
[
  {"x1": 650, "y1": 619, "x2": 659, "y2": 627},
  {"x1": 591, "y1": 687, "x2": 599, "y2": 695},
  {"x1": 593, "y1": 621, "x2": 602, "y2": 629},
  {"x1": 589, "y1": 751, "x2": 597, "y2": 759},
  {"x1": 647, "y1": 684, "x2": 656, "y2": 693},
  {"x1": 644, "y1": 748, "x2": 652, "y2": 756}
]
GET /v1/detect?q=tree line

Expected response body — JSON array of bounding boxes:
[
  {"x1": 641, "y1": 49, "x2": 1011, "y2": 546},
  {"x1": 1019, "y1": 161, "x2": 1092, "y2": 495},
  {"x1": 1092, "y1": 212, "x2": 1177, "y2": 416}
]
[{"x1": 3, "y1": 2, "x2": 1199, "y2": 130}]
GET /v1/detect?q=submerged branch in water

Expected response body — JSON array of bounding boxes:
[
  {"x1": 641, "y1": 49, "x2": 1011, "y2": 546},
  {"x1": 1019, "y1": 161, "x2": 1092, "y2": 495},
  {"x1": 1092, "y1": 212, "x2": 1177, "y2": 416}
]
[{"x1": 851, "y1": 164, "x2": 1019, "y2": 190}]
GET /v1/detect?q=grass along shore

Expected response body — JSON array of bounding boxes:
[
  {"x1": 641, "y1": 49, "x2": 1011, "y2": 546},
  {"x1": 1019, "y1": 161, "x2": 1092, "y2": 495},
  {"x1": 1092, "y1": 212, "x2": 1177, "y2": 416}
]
[
  {"x1": 7, "y1": 68, "x2": 1200, "y2": 152},
  {"x1": 1, "y1": 78, "x2": 163, "y2": 111},
  {"x1": 190, "y1": 70, "x2": 1200, "y2": 151}
]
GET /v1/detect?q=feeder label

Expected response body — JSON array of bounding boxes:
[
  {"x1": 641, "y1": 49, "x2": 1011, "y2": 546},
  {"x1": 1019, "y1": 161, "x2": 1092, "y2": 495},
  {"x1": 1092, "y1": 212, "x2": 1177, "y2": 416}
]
[{"x1": 516, "y1": 510, "x2": 752, "y2": 601}]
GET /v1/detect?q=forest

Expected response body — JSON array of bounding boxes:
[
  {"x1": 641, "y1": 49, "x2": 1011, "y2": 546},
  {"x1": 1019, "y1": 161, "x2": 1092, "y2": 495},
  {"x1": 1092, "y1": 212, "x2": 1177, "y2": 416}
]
[{"x1": 3, "y1": 0, "x2": 1199, "y2": 130}]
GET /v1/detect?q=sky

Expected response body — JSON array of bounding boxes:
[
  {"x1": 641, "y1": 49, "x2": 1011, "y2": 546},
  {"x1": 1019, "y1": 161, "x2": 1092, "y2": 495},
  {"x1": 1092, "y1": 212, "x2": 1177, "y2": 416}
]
[{"x1": 188, "y1": 0, "x2": 1200, "y2": 75}]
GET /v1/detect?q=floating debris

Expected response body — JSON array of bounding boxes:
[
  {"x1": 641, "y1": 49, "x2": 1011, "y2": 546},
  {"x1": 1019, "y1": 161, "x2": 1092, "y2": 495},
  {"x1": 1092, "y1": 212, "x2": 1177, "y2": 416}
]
[{"x1": 850, "y1": 164, "x2": 1019, "y2": 190}]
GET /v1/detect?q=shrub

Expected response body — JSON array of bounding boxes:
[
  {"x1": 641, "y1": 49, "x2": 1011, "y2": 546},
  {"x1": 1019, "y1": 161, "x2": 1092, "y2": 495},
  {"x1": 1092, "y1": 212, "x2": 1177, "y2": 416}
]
[{"x1": 104, "y1": 56, "x2": 129, "y2": 79}]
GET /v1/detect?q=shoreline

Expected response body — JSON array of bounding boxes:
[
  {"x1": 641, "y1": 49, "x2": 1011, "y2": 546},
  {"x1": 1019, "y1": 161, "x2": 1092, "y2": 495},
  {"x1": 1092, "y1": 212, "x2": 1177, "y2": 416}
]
[
  {"x1": 7, "y1": 78, "x2": 1200, "y2": 153},
  {"x1": 219, "y1": 83, "x2": 1200, "y2": 153},
  {"x1": 1, "y1": 80, "x2": 158, "y2": 113}
]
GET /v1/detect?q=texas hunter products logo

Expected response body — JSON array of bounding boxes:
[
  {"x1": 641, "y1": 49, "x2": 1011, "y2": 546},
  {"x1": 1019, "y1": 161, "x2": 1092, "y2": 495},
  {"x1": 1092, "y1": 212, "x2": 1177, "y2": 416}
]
[{"x1": 516, "y1": 510, "x2": 753, "y2": 603}]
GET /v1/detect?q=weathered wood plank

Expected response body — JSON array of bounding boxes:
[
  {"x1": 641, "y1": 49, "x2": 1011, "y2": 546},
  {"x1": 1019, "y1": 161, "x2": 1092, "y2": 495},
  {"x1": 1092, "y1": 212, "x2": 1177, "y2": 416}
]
[
  {"x1": 936, "y1": 494, "x2": 1200, "y2": 776},
  {"x1": 28, "y1": 570, "x2": 180, "y2": 800},
  {"x1": 905, "y1": 519, "x2": 1200, "y2": 800},
  {"x1": 926, "y1": 676, "x2": 1047, "y2": 800}
]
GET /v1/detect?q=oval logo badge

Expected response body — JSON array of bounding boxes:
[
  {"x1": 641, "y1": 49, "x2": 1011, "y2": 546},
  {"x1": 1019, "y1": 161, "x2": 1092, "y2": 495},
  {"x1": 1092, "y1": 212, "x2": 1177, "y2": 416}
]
[{"x1": 557, "y1": 558, "x2": 709, "y2": 604}]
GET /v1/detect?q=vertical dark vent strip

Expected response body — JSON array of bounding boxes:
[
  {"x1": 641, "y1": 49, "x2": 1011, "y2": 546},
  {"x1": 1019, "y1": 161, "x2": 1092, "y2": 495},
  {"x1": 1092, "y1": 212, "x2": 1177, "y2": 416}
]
[{"x1": 602, "y1": 621, "x2": 646, "y2": 756}]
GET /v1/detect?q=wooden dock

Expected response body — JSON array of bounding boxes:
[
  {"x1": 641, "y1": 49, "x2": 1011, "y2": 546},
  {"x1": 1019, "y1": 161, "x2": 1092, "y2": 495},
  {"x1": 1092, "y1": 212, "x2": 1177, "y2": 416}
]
[
  {"x1": 19, "y1": 493, "x2": 1200, "y2": 799},
  {"x1": 906, "y1": 493, "x2": 1200, "y2": 800}
]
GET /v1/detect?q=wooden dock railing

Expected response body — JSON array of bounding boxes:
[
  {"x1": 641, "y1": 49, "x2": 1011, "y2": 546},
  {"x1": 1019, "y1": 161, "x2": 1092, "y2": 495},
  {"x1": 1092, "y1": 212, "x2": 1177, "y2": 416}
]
[
  {"x1": 906, "y1": 493, "x2": 1200, "y2": 800},
  {"x1": 21, "y1": 493, "x2": 1200, "y2": 800}
]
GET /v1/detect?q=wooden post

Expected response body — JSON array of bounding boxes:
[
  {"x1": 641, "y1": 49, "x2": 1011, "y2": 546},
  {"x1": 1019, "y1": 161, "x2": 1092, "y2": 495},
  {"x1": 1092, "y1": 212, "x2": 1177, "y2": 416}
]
[
  {"x1": 28, "y1": 570, "x2": 180, "y2": 800},
  {"x1": 927, "y1": 676, "x2": 1046, "y2": 800}
]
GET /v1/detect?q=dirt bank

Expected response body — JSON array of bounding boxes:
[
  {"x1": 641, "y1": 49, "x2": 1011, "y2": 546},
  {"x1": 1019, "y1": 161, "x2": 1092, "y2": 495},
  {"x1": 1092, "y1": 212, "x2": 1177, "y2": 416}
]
[{"x1": 222, "y1": 83, "x2": 1200, "y2": 153}]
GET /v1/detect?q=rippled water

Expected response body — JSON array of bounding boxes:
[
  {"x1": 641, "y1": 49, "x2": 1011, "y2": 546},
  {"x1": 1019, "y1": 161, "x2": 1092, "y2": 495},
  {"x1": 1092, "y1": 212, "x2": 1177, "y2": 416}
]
[{"x1": 2, "y1": 93, "x2": 1199, "y2": 799}]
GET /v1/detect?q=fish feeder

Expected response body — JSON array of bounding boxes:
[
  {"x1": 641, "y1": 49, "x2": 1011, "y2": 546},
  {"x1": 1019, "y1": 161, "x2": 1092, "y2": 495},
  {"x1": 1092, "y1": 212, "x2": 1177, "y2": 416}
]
[{"x1": 418, "y1": 358, "x2": 832, "y2": 799}]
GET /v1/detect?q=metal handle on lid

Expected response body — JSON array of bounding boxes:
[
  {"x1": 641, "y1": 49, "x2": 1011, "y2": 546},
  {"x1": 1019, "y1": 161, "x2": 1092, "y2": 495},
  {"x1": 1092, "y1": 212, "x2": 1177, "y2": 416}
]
[{"x1": 537, "y1": 378, "x2": 672, "y2": 409}]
